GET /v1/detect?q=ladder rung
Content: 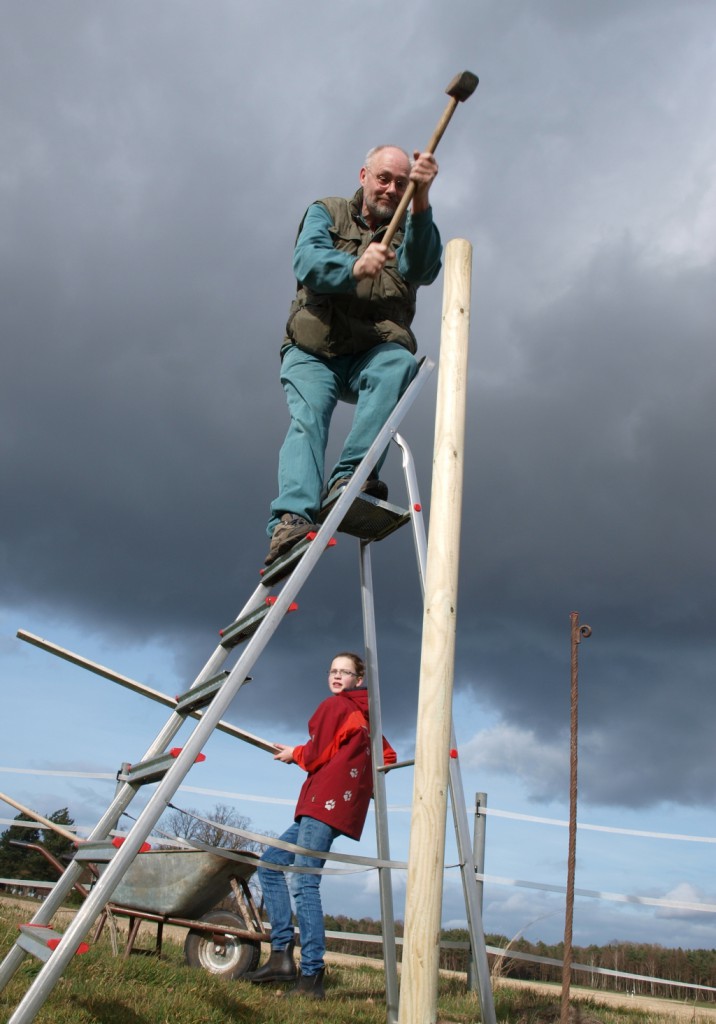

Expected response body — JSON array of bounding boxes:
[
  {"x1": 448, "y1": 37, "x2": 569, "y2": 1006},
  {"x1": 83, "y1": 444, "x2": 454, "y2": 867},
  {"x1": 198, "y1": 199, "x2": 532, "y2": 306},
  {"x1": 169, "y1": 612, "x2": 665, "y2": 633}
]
[
  {"x1": 259, "y1": 532, "x2": 337, "y2": 586},
  {"x1": 219, "y1": 596, "x2": 298, "y2": 649},
  {"x1": 377, "y1": 758, "x2": 415, "y2": 773},
  {"x1": 174, "y1": 671, "x2": 230, "y2": 714},
  {"x1": 73, "y1": 837, "x2": 152, "y2": 863},
  {"x1": 17, "y1": 924, "x2": 89, "y2": 962},
  {"x1": 119, "y1": 748, "x2": 206, "y2": 785}
]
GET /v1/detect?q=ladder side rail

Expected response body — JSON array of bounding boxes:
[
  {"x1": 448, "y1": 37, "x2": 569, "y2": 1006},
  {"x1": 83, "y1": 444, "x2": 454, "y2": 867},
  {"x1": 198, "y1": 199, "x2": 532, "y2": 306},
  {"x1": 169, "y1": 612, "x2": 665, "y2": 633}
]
[
  {"x1": 394, "y1": 433, "x2": 427, "y2": 594},
  {"x1": 446, "y1": 740, "x2": 496, "y2": 1024},
  {"x1": 359, "y1": 541, "x2": 399, "y2": 1024},
  {"x1": 1, "y1": 687, "x2": 216, "y2": 1001},
  {"x1": 398, "y1": 432, "x2": 496, "y2": 1024},
  {"x1": 0, "y1": 647, "x2": 228, "y2": 993},
  {"x1": 6, "y1": 682, "x2": 266, "y2": 1021},
  {"x1": 6, "y1": 360, "x2": 435, "y2": 1024}
]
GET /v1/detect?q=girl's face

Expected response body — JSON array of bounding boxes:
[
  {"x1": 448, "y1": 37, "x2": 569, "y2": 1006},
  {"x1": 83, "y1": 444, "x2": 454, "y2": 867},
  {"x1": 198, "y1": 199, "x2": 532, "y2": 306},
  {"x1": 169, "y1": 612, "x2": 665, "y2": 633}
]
[{"x1": 328, "y1": 656, "x2": 363, "y2": 694}]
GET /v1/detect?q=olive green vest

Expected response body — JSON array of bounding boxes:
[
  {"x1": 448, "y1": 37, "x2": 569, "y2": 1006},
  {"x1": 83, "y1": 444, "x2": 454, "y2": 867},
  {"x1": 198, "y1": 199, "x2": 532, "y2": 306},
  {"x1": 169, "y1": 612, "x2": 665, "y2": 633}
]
[{"x1": 284, "y1": 189, "x2": 418, "y2": 359}]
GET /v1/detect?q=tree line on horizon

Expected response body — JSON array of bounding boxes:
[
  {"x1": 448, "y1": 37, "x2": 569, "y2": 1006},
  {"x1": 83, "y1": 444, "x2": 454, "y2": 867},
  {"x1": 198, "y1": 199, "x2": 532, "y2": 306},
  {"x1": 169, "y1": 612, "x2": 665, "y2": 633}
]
[{"x1": 324, "y1": 915, "x2": 716, "y2": 1002}]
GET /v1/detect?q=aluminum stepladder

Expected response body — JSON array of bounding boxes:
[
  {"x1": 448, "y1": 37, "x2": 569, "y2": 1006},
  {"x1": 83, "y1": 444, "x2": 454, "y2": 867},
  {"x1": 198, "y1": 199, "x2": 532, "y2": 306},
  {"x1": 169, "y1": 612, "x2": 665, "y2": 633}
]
[
  {"x1": 1, "y1": 354, "x2": 495, "y2": 1024},
  {"x1": 0, "y1": 357, "x2": 432, "y2": 1024}
]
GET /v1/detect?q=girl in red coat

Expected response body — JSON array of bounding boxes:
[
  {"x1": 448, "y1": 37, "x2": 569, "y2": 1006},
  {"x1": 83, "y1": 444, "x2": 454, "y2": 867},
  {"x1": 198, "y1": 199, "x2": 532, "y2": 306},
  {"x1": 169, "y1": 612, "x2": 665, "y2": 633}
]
[{"x1": 249, "y1": 652, "x2": 396, "y2": 999}]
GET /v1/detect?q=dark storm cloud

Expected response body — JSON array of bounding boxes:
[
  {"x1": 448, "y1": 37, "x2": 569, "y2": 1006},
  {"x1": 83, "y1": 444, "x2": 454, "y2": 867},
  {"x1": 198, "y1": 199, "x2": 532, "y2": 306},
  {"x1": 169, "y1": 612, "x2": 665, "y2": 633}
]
[
  {"x1": 2, "y1": 2, "x2": 715, "y2": 810},
  {"x1": 457, "y1": 239, "x2": 716, "y2": 808}
]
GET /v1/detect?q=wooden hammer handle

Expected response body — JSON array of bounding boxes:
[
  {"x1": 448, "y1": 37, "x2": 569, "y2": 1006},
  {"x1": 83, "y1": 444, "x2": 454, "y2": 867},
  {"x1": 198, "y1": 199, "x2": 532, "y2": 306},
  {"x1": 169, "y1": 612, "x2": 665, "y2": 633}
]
[{"x1": 381, "y1": 96, "x2": 459, "y2": 249}]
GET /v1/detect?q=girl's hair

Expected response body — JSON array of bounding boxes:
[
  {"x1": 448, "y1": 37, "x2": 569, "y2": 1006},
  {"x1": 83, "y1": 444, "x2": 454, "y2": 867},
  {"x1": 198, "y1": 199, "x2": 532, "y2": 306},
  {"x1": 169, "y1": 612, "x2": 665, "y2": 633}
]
[{"x1": 335, "y1": 651, "x2": 365, "y2": 679}]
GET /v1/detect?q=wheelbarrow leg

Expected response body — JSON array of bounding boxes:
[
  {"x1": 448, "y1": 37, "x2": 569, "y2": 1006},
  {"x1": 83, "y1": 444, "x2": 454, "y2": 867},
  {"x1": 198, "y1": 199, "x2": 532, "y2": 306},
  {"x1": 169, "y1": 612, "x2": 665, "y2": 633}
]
[
  {"x1": 93, "y1": 912, "x2": 107, "y2": 944},
  {"x1": 124, "y1": 917, "x2": 142, "y2": 960},
  {"x1": 155, "y1": 921, "x2": 164, "y2": 956}
]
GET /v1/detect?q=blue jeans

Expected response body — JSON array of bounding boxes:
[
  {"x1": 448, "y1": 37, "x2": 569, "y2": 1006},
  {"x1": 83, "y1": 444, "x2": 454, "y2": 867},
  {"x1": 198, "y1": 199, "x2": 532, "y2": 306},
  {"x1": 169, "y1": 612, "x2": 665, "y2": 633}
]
[
  {"x1": 268, "y1": 343, "x2": 418, "y2": 534},
  {"x1": 257, "y1": 816, "x2": 341, "y2": 976}
]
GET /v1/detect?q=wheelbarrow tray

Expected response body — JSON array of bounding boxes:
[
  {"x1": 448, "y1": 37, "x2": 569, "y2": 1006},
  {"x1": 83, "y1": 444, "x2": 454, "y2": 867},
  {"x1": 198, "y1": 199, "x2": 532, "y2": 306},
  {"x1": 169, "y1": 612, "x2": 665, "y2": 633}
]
[{"x1": 104, "y1": 848, "x2": 257, "y2": 919}]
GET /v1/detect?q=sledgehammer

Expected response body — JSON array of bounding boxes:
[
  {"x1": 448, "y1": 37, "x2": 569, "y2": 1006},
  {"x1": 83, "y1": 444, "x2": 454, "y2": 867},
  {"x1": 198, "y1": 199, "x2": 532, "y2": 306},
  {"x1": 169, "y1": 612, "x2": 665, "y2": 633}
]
[{"x1": 382, "y1": 70, "x2": 478, "y2": 248}]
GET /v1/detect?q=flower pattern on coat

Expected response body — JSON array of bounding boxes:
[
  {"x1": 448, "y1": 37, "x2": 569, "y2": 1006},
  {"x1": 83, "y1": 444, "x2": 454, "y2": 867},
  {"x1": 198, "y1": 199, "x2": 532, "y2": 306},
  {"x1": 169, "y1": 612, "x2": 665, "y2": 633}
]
[
  {"x1": 324, "y1": 799, "x2": 336, "y2": 811},
  {"x1": 343, "y1": 790, "x2": 353, "y2": 802}
]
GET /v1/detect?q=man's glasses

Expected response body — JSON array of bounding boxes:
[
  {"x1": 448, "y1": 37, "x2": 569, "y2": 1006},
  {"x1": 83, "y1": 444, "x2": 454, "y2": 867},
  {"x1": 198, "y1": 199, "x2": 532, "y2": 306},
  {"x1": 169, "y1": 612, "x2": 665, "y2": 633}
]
[
  {"x1": 367, "y1": 168, "x2": 408, "y2": 191},
  {"x1": 329, "y1": 669, "x2": 357, "y2": 677}
]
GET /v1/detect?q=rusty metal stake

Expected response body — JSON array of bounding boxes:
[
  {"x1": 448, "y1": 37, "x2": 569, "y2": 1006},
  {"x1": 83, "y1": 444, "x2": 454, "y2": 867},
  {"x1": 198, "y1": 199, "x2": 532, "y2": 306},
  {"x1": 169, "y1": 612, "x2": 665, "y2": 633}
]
[{"x1": 560, "y1": 612, "x2": 591, "y2": 1024}]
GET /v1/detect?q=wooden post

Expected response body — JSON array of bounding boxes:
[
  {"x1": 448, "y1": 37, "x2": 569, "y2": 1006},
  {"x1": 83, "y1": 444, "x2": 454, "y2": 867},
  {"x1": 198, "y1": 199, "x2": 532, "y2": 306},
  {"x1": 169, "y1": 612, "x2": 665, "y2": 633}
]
[
  {"x1": 560, "y1": 612, "x2": 591, "y2": 1024},
  {"x1": 398, "y1": 238, "x2": 472, "y2": 1024}
]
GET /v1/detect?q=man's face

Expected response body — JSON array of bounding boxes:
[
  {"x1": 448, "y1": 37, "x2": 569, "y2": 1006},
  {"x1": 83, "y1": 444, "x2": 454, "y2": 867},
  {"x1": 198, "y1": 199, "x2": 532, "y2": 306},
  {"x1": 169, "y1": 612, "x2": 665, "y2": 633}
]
[
  {"x1": 328, "y1": 656, "x2": 362, "y2": 694},
  {"x1": 360, "y1": 148, "x2": 411, "y2": 227}
]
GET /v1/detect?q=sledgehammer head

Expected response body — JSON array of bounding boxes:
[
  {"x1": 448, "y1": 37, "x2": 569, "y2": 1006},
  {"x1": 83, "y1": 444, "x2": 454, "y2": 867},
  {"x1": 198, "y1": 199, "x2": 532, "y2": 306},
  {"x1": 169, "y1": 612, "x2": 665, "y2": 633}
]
[{"x1": 446, "y1": 71, "x2": 479, "y2": 102}]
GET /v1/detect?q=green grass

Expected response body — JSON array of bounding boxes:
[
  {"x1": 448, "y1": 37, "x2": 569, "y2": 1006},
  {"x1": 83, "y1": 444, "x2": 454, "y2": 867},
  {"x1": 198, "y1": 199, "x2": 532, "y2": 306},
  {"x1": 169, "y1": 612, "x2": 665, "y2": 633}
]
[{"x1": 0, "y1": 900, "x2": 708, "y2": 1024}]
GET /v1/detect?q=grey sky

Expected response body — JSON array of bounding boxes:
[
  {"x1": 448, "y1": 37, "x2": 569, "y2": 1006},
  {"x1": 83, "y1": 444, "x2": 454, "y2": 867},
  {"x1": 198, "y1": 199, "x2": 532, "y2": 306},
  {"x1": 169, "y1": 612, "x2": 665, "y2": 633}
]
[{"x1": 2, "y1": 0, "x2": 715, "y2": 842}]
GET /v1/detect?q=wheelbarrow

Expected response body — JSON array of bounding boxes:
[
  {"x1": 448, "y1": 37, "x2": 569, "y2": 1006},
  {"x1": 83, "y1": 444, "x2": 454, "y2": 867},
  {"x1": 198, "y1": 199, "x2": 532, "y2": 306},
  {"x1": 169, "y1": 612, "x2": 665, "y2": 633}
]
[{"x1": 11, "y1": 839, "x2": 267, "y2": 979}]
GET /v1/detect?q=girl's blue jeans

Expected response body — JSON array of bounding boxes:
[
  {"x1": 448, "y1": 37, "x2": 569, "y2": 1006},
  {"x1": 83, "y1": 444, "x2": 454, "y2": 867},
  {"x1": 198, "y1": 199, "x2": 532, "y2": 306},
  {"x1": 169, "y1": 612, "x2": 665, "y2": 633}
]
[{"x1": 257, "y1": 816, "x2": 341, "y2": 976}]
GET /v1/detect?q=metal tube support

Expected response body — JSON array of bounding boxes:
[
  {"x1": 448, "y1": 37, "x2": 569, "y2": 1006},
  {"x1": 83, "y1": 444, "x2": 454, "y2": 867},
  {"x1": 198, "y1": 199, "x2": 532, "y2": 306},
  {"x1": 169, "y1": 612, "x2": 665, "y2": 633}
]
[
  {"x1": 468, "y1": 791, "x2": 488, "y2": 990},
  {"x1": 473, "y1": 792, "x2": 487, "y2": 913},
  {"x1": 360, "y1": 541, "x2": 399, "y2": 1024}
]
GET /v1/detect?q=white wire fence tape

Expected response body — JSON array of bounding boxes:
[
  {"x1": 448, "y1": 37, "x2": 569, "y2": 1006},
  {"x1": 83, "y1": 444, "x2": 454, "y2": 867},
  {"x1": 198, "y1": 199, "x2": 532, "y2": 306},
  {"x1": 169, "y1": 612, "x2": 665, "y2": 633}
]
[
  {"x1": 0, "y1": 768, "x2": 116, "y2": 781},
  {"x1": 0, "y1": 819, "x2": 81, "y2": 833},
  {"x1": 0, "y1": 879, "x2": 57, "y2": 889},
  {"x1": 478, "y1": 946, "x2": 716, "y2": 995},
  {"x1": 480, "y1": 806, "x2": 716, "y2": 844},
  {"x1": 475, "y1": 873, "x2": 716, "y2": 914},
  {"x1": 321, "y1": 932, "x2": 716, "y2": 995},
  {"x1": 6, "y1": 767, "x2": 716, "y2": 842},
  {"x1": 3, "y1": 768, "x2": 716, "y2": 909},
  {"x1": 165, "y1": 807, "x2": 410, "y2": 875}
]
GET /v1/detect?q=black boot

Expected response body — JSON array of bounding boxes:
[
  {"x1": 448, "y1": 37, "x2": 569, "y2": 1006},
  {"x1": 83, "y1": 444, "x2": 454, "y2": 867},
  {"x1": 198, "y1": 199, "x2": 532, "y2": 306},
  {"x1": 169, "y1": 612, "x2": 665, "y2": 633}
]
[
  {"x1": 247, "y1": 941, "x2": 297, "y2": 983},
  {"x1": 288, "y1": 968, "x2": 325, "y2": 1000}
]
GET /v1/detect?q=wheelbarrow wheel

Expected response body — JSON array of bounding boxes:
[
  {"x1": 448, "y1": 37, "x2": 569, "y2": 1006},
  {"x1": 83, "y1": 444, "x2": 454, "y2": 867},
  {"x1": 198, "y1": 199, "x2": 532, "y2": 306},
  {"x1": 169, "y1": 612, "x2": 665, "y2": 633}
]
[{"x1": 184, "y1": 908, "x2": 261, "y2": 979}]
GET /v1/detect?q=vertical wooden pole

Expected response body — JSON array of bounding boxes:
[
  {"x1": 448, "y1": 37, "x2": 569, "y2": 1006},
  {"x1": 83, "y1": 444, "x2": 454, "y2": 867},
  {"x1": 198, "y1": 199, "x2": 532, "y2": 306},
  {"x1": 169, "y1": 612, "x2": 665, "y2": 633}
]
[
  {"x1": 398, "y1": 238, "x2": 472, "y2": 1024},
  {"x1": 560, "y1": 612, "x2": 591, "y2": 1024}
]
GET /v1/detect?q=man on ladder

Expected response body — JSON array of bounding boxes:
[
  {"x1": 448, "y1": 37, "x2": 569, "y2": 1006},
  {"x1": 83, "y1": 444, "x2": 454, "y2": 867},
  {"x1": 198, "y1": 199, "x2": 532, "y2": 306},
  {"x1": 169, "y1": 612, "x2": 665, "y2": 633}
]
[{"x1": 265, "y1": 143, "x2": 442, "y2": 566}]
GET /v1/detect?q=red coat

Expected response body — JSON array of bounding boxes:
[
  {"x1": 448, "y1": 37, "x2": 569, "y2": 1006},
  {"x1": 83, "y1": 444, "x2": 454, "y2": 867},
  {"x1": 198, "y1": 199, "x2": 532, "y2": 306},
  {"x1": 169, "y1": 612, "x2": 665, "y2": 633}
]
[{"x1": 292, "y1": 688, "x2": 396, "y2": 841}]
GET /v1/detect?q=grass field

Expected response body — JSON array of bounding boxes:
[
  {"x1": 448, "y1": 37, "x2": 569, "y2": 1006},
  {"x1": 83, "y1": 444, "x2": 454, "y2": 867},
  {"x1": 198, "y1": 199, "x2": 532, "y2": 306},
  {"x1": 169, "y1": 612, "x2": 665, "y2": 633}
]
[{"x1": 1, "y1": 898, "x2": 713, "y2": 1023}]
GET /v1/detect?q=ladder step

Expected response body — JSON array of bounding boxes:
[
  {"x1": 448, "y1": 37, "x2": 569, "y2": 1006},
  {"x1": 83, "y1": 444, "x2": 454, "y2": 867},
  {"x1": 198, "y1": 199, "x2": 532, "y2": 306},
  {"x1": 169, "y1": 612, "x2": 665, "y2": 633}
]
[
  {"x1": 317, "y1": 490, "x2": 411, "y2": 541},
  {"x1": 219, "y1": 596, "x2": 298, "y2": 649},
  {"x1": 174, "y1": 671, "x2": 230, "y2": 714},
  {"x1": 119, "y1": 748, "x2": 206, "y2": 785},
  {"x1": 73, "y1": 837, "x2": 152, "y2": 863},
  {"x1": 17, "y1": 924, "x2": 89, "y2": 962},
  {"x1": 260, "y1": 532, "x2": 336, "y2": 586}
]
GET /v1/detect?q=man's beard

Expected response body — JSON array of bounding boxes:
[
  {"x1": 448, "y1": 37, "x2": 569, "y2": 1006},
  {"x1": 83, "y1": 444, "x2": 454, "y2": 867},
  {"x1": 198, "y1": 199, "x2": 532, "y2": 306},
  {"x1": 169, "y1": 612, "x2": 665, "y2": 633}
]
[{"x1": 365, "y1": 195, "x2": 397, "y2": 225}]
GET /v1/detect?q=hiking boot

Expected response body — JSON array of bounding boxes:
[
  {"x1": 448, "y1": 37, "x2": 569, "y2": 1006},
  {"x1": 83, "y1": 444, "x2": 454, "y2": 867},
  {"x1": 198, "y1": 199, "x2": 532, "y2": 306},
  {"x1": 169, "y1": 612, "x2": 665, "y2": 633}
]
[
  {"x1": 247, "y1": 941, "x2": 297, "y2": 984},
  {"x1": 326, "y1": 476, "x2": 388, "y2": 503},
  {"x1": 265, "y1": 514, "x2": 313, "y2": 566},
  {"x1": 288, "y1": 968, "x2": 325, "y2": 1000}
]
